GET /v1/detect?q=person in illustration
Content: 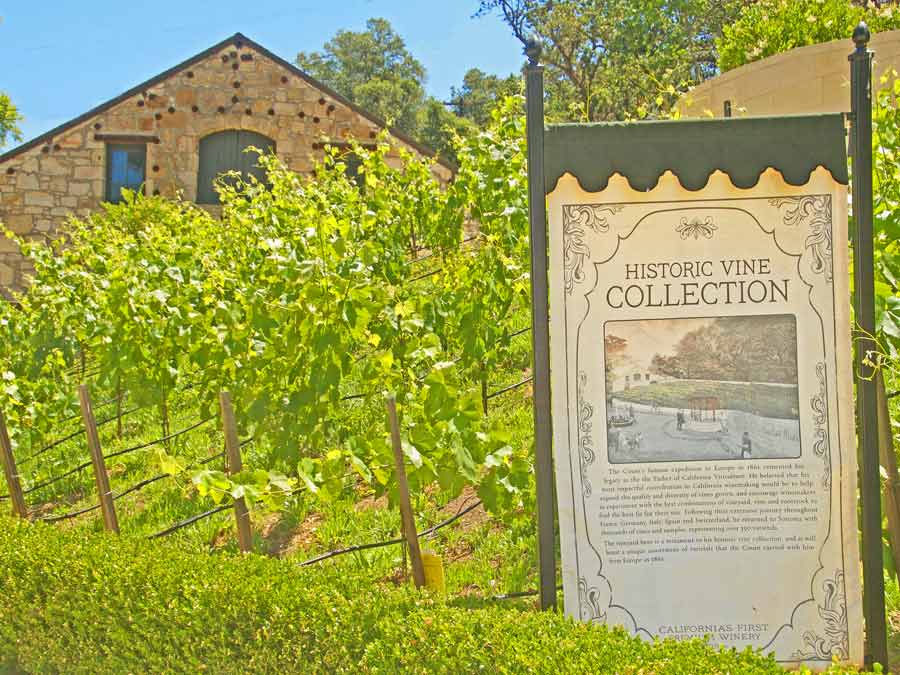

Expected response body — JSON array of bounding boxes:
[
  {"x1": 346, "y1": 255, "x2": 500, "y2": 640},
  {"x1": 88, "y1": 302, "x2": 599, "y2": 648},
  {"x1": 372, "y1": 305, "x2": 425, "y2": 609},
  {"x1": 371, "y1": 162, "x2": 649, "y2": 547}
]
[
  {"x1": 628, "y1": 404, "x2": 635, "y2": 421},
  {"x1": 676, "y1": 409, "x2": 684, "y2": 431},
  {"x1": 626, "y1": 432, "x2": 643, "y2": 452},
  {"x1": 741, "y1": 431, "x2": 753, "y2": 459}
]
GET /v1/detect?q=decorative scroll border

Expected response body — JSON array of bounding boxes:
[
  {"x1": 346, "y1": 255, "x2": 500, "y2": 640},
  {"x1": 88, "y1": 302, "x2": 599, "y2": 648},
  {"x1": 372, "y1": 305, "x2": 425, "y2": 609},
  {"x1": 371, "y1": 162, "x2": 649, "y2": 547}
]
[
  {"x1": 810, "y1": 361, "x2": 832, "y2": 490},
  {"x1": 577, "y1": 371, "x2": 595, "y2": 497},
  {"x1": 792, "y1": 570, "x2": 849, "y2": 661},
  {"x1": 770, "y1": 196, "x2": 834, "y2": 283},
  {"x1": 579, "y1": 576, "x2": 608, "y2": 623},
  {"x1": 676, "y1": 215, "x2": 718, "y2": 240},
  {"x1": 562, "y1": 204, "x2": 623, "y2": 294}
]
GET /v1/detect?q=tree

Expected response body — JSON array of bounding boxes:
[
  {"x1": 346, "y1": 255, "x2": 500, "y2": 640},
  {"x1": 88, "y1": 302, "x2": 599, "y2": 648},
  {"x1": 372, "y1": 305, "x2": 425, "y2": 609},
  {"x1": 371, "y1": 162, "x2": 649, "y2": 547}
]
[
  {"x1": 718, "y1": 0, "x2": 900, "y2": 72},
  {"x1": 297, "y1": 18, "x2": 426, "y2": 133},
  {"x1": 604, "y1": 333, "x2": 628, "y2": 395},
  {"x1": 650, "y1": 353, "x2": 685, "y2": 379},
  {"x1": 0, "y1": 92, "x2": 22, "y2": 149},
  {"x1": 477, "y1": 0, "x2": 750, "y2": 121},
  {"x1": 650, "y1": 317, "x2": 798, "y2": 383},
  {"x1": 416, "y1": 98, "x2": 473, "y2": 165},
  {"x1": 449, "y1": 68, "x2": 521, "y2": 126}
]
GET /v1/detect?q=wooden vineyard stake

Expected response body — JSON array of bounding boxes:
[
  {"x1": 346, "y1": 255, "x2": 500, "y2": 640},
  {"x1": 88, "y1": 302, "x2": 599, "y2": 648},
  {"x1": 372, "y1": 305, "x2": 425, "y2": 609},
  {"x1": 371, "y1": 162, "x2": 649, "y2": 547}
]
[
  {"x1": 877, "y1": 372, "x2": 900, "y2": 577},
  {"x1": 386, "y1": 394, "x2": 426, "y2": 588},
  {"x1": 0, "y1": 408, "x2": 27, "y2": 518},
  {"x1": 79, "y1": 384, "x2": 119, "y2": 533},
  {"x1": 219, "y1": 392, "x2": 253, "y2": 554}
]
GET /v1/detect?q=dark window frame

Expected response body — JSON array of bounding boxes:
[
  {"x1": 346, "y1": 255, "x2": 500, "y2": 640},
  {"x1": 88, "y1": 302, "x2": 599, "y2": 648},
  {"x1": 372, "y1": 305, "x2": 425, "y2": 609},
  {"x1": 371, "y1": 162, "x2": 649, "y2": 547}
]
[
  {"x1": 105, "y1": 143, "x2": 147, "y2": 203},
  {"x1": 341, "y1": 150, "x2": 363, "y2": 188}
]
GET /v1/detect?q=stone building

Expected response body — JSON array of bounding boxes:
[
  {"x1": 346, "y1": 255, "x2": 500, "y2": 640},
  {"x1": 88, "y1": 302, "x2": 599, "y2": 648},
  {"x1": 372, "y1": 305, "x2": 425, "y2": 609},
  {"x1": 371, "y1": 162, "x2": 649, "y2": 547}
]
[{"x1": 0, "y1": 33, "x2": 453, "y2": 297}]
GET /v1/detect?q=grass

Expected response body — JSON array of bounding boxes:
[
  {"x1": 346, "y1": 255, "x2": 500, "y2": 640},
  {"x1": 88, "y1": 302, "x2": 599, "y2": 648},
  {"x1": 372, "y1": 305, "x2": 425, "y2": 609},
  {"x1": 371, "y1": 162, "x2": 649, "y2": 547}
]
[{"x1": 615, "y1": 378, "x2": 801, "y2": 419}]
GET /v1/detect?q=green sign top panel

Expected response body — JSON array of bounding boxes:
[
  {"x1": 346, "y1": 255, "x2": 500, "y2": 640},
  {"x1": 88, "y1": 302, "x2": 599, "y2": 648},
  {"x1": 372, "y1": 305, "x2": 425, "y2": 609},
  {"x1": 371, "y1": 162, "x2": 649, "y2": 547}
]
[{"x1": 544, "y1": 113, "x2": 848, "y2": 193}]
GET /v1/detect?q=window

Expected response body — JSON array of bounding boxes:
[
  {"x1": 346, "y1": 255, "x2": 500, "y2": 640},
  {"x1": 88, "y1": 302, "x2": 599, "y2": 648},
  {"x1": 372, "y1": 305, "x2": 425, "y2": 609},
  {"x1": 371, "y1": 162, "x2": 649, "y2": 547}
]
[
  {"x1": 105, "y1": 144, "x2": 146, "y2": 203},
  {"x1": 342, "y1": 152, "x2": 363, "y2": 187},
  {"x1": 197, "y1": 130, "x2": 275, "y2": 204}
]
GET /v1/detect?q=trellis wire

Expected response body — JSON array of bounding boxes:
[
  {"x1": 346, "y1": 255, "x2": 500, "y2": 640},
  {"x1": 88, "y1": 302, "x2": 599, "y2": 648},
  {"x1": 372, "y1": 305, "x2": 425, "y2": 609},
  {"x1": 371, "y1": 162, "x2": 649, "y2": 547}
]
[
  {"x1": 487, "y1": 376, "x2": 533, "y2": 400},
  {"x1": 18, "y1": 403, "x2": 146, "y2": 466},
  {"x1": 6, "y1": 416, "x2": 214, "y2": 498},
  {"x1": 148, "y1": 504, "x2": 232, "y2": 539},
  {"x1": 297, "y1": 497, "x2": 483, "y2": 567},
  {"x1": 36, "y1": 450, "x2": 227, "y2": 523}
]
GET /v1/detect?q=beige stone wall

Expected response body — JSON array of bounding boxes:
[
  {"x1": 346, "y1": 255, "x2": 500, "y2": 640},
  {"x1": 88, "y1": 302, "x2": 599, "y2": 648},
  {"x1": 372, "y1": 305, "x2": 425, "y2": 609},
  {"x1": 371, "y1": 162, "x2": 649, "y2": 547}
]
[
  {"x1": 678, "y1": 30, "x2": 900, "y2": 118},
  {"x1": 0, "y1": 38, "x2": 451, "y2": 295}
]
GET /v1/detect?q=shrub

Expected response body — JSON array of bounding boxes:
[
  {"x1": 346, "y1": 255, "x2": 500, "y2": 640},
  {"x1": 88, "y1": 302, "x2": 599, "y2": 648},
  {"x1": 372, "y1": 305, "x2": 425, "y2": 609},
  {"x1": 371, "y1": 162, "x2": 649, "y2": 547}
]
[{"x1": 0, "y1": 517, "x2": 876, "y2": 674}]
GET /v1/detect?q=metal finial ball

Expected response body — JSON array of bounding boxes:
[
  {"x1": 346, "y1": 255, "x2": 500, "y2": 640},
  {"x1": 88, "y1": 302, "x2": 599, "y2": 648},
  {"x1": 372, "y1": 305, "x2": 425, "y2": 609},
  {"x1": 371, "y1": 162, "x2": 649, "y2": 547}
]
[
  {"x1": 524, "y1": 37, "x2": 542, "y2": 65},
  {"x1": 853, "y1": 21, "x2": 871, "y2": 49}
]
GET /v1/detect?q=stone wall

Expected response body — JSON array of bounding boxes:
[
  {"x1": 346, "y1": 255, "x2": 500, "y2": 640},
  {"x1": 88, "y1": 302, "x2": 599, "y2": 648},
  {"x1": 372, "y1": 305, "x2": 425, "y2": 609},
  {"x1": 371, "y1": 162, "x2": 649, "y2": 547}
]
[
  {"x1": 678, "y1": 30, "x2": 900, "y2": 118},
  {"x1": 0, "y1": 36, "x2": 451, "y2": 295}
]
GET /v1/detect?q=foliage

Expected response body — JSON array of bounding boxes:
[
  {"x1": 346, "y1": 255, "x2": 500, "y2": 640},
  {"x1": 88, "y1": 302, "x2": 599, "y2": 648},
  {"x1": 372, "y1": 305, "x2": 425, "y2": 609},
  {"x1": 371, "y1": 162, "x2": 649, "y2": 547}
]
[
  {"x1": 617, "y1": 380, "x2": 800, "y2": 420},
  {"x1": 0, "y1": 516, "x2": 875, "y2": 675},
  {"x1": 718, "y1": 0, "x2": 900, "y2": 72},
  {"x1": 477, "y1": 0, "x2": 750, "y2": 121},
  {"x1": 0, "y1": 91, "x2": 22, "y2": 149},
  {"x1": 872, "y1": 76, "x2": 900, "y2": 356},
  {"x1": 449, "y1": 68, "x2": 522, "y2": 126},
  {"x1": 296, "y1": 17, "x2": 427, "y2": 134},
  {"x1": 294, "y1": 17, "x2": 498, "y2": 163},
  {"x1": 0, "y1": 99, "x2": 533, "y2": 516},
  {"x1": 415, "y1": 97, "x2": 473, "y2": 165},
  {"x1": 642, "y1": 316, "x2": 799, "y2": 384}
]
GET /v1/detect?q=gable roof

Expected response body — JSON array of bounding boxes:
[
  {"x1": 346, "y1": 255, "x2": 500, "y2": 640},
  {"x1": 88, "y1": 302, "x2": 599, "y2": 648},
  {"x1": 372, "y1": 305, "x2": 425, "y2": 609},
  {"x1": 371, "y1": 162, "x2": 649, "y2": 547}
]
[{"x1": 0, "y1": 32, "x2": 454, "y2": 170}]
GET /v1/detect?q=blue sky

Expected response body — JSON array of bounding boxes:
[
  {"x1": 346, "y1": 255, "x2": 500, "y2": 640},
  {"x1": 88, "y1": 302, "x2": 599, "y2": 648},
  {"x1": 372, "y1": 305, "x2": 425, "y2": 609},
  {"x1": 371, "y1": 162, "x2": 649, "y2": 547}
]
[{"x1": 1, "y1": 2, "x2": 524, "y2": 144}]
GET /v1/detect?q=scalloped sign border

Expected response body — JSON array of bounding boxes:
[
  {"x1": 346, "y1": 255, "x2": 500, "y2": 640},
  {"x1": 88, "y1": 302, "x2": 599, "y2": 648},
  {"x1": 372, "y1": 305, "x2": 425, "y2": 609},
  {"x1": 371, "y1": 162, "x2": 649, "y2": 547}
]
[{"x1": 543, "y1": 114, "x2": 849, "y2": 195}]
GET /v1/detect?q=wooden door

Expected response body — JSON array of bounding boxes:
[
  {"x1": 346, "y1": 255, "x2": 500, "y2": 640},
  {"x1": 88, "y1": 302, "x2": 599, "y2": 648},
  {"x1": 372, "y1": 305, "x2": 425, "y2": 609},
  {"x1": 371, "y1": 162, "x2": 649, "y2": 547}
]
[{"x1": 197, "y1": 130, "x2": 275, "y2": 204}]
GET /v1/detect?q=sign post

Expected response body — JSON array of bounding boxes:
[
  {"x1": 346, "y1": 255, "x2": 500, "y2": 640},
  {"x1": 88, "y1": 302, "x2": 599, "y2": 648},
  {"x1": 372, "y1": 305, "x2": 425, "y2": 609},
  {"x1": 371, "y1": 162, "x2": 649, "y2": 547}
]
[
  {"x1": 0, "y1": 409, "x2": 27, "y2": 518},
  {"x1": 849, "y1": 22, "x2": 888, "y2": 670},
  {"x1": 525, "y1": 38, "x2": 557, "y2": 611}
]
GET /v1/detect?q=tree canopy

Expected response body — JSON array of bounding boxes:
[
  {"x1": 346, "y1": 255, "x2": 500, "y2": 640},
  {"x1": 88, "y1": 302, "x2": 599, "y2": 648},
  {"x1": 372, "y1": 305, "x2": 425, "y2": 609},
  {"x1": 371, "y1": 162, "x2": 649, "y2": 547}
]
[
  {"x1": 0, "y1": 92, "x2": 22, "y2": 149},
  {"x1": 650, "y1": 317, "x2": 798, "y2": 384},
  {"x1": 295, "y1": 17, "x2": 521, "y2": 164},
  {"x1": 477, "y1": 0, "x2": 749, "y2": 121},
  {"x1": 449, "y1": 69, "x2": 521, "y2": 126},
  {"x1": 717, "y1": 0, "x2": 900, "y2": 72},
  {"x1": 297, "y1": 18, "x2": 427, "y2": 134}
]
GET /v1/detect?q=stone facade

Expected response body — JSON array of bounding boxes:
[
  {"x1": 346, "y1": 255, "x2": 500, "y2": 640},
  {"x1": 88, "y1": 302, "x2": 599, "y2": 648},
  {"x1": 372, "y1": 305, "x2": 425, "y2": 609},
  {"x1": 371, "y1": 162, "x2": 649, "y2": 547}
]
[
  {"x1": 678, "y1": 30, "x2": 900, "y2": 118},
  {"x1": 0, "y1": 33, "x2": 452, "y2": 296}
]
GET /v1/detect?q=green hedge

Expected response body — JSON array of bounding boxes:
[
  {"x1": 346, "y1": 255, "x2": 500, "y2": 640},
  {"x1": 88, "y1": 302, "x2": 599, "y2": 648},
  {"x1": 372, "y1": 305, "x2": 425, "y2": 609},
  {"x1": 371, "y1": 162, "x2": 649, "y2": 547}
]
[{"x1": 0, "y1": 517, "x2": 871, "y2": 674}]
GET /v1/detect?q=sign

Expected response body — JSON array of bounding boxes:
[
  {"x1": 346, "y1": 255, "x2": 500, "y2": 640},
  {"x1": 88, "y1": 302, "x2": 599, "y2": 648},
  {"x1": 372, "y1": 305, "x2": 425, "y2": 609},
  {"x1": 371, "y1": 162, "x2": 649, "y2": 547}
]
[{"x1": 547, "y1": 165, "x2": 863, "y2": 667}]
